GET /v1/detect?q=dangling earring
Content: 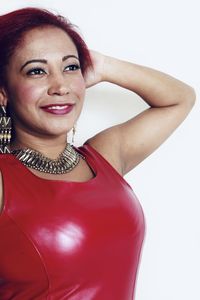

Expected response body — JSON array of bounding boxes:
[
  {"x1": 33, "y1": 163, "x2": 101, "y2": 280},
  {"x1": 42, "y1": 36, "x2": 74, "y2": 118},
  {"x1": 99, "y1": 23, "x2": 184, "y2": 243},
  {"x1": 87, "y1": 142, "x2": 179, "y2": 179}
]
[
  {"x1": 0, "y1": 105, "x2": 11, "y2": 153},
  {"x1": 72, "y1": 124, "x2": 76, "y2": 144}
]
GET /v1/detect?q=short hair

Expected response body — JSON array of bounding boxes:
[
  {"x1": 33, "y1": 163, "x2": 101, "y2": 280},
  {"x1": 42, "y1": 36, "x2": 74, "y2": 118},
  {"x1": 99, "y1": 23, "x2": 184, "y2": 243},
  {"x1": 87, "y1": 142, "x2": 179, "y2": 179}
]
[{"x1": 0, "y1": 7, "x2": 92, "y2": 86}]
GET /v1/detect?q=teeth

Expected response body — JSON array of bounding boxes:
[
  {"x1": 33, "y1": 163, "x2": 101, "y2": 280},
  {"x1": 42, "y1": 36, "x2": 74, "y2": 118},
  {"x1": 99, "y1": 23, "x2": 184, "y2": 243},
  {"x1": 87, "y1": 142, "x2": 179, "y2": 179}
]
[{"x1": 47, "y1": 105, "x2": 68, "y2": 110}]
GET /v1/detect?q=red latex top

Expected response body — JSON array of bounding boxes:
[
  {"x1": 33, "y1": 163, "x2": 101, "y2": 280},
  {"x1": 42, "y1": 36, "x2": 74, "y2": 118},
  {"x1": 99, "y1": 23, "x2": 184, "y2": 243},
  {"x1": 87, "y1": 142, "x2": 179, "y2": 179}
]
[{"x1": 0, "y1": 144, "x2": 145, "y2": 300}]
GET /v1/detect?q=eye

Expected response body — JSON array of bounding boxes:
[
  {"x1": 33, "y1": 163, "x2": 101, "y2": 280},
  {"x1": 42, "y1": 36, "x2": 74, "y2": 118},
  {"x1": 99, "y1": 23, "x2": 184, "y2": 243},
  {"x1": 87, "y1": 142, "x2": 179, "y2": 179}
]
[
  {"x1": 64, "y1": 64, "x2": 81, "y2": 72},
  {"x1": 26, "y1": 68, "x2": 46, "y2": 76}
]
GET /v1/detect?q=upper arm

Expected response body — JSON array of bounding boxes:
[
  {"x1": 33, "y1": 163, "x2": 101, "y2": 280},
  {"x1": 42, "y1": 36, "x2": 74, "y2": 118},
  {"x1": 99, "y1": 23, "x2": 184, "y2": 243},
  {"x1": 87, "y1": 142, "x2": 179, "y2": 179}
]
[
  {"x1": 87, "y1": 100, "x2": 195, "y2": 176},
  {"x1": 119, "y1": 99, "x2": 194, "y2": 174}
]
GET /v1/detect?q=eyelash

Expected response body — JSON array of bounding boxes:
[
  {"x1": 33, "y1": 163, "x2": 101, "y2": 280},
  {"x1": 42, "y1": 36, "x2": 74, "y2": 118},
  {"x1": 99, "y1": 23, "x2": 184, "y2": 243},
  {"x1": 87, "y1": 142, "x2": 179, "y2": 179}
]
[
  {"x1": 65, "y1": 64, "x2": 81, "y2": 71},
  {"x1": 26, "y1": 68, "x2": 45, "y2": 76},
  {"x1": 26, "y1": 64, "x2": 81, "y2": 76}
]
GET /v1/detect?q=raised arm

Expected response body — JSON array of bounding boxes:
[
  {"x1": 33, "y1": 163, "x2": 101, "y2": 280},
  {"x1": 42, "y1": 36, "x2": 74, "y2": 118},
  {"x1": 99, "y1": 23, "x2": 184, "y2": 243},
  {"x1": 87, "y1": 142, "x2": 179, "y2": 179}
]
[{"x1": 85, "y1": 51, "x2": 196, "y2": 175}]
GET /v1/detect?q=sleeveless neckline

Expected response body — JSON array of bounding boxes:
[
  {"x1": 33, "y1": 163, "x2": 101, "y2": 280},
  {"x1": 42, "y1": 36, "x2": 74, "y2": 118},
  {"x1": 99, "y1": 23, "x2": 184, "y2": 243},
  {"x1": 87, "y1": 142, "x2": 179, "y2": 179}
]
[{"x1": 5, "y1": 146, "x2": 98, "y2": 185}]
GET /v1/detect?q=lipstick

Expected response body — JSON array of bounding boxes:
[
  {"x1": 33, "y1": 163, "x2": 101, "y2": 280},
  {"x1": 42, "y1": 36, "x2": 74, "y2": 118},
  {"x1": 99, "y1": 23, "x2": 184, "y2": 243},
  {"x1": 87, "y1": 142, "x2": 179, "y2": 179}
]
[{"x1": 41, "y1": 104, "x2": 74, "y2": 115}]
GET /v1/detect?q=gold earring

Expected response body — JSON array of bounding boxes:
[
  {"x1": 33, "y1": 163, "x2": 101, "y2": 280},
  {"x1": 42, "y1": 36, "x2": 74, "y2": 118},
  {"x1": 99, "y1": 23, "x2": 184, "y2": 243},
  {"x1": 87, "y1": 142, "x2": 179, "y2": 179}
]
[
  {"x1": 72, "y1": 125, "x2": 76, "y2": 144},
  {"x1": 0, "y1": 105, "x2": 11, "y2": 153}
]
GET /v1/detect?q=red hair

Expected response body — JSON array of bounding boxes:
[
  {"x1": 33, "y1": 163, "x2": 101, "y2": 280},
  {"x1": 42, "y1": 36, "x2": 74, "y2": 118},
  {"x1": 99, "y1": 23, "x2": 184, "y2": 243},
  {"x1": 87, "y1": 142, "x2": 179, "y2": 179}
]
[{"x1": 0, "y1": 7, "x2": 92, "y2": 86}]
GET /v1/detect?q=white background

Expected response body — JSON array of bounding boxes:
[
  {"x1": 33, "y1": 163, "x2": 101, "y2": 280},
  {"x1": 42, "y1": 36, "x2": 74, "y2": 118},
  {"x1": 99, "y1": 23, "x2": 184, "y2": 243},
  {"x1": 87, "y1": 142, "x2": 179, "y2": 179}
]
[{"x1": 1, "y1": 1, "x2": 199, "y2": 299}]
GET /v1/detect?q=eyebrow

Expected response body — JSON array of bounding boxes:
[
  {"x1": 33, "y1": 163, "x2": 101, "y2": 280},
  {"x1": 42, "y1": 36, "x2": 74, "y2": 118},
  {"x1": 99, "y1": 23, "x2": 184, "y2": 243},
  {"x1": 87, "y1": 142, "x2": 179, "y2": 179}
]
[{"x1": 20, "y1": 55, "x2": 79, "y2": 71}]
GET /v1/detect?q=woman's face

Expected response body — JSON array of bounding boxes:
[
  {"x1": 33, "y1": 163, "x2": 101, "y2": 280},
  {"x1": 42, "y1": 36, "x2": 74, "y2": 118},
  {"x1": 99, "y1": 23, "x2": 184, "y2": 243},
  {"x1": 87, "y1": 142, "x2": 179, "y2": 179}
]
[{"x1": 4, "y1": 26, "x2": 86, "y2": 140}]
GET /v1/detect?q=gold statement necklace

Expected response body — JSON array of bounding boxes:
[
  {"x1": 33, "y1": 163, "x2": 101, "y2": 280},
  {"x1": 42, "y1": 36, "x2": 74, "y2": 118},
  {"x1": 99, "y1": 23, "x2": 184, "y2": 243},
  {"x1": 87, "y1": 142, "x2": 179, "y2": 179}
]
[{"x1": 11, "y1": 143, "x2": 83, "y2": 174}]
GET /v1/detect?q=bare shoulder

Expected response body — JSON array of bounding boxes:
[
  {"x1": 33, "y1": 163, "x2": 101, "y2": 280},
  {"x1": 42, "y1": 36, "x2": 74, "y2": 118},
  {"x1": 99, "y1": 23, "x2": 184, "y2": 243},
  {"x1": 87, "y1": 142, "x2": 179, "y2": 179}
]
[
  {"x1": 0, "y1": 171, "x2": 3, "y2": 212},
  {"x1": 86, "y1": 125, "x2": 123, "y2": 175}
]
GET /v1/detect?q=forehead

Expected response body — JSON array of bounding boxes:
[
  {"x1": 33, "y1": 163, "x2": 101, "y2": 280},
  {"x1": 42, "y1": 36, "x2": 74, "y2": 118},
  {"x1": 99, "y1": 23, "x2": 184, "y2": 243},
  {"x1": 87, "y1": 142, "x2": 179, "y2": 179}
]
[{"x1": 14, "y1": 26, "x2": 78, "y2": 60}]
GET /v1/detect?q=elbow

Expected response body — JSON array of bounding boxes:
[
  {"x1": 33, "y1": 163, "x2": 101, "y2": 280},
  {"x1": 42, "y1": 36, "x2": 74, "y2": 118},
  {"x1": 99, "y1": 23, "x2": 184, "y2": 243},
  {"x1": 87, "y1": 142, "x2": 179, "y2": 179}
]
[
  {"x1": 187, "y1": 86, "x2": 196, "y2": 107},
  {"x1": 170, "y1": 82, "x2": 196, "y2": 109},
  {"x1": 180, "y1": 85, "x2": 196, "y2": 112},
  {"x1": 189, "y1": 87, "x2": 196, "y2": 106},
  {"x1": 187, "y1": 87, "x2": 196, "y2": 115}
]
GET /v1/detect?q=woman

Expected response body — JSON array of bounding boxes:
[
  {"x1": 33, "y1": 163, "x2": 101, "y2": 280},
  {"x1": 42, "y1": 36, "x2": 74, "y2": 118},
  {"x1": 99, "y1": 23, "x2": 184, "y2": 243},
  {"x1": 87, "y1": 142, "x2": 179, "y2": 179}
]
[{"x1": 0, "y1": 7, "x2": 195, "y2": 300}]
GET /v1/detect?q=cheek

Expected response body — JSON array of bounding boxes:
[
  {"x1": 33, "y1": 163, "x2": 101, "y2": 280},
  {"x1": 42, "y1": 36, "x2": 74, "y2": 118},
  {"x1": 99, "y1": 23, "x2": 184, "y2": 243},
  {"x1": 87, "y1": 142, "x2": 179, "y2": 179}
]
[
  {"x1": 8, "y1": 79, "x2": 44, "y2": 106},
  {"x1": 71, "y1": 77, "x2": 86, "y2": 99},
  {"x1": 13, "y1": 84, "x2": 43, "y2": 105}
]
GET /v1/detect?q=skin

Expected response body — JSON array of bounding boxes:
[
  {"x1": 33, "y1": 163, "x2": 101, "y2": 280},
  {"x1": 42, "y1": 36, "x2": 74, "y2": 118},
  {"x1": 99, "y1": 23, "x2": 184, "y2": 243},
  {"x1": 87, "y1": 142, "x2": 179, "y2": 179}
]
[
  {"x1": 0, "y1": 26, "x2": 196, "y2": 211},
  {"x1": 3, "y1": 26, "x2": 86, "y2": 153}
]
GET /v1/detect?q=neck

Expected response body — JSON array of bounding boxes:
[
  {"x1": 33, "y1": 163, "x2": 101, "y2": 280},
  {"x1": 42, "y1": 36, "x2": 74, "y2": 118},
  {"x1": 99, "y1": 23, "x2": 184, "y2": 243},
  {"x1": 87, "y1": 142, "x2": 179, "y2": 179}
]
[{"x1": 10, "y1": 133, "x2": 69, "y2": 160}]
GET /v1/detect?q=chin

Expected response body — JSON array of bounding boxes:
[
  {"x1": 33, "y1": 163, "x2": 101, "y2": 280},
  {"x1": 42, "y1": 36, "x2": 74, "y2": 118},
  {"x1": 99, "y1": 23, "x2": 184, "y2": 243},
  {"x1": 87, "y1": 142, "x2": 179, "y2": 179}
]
[{"x1": 41, "y1": 121, "x2": 73, "y2": 136}]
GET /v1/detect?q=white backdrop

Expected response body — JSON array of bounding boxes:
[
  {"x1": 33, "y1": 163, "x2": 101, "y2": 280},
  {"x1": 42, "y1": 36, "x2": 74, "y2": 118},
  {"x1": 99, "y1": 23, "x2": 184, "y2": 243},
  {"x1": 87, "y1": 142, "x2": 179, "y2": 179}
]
[{"x1": 1, "y1": 1, "x2": 199, "y2": 299}]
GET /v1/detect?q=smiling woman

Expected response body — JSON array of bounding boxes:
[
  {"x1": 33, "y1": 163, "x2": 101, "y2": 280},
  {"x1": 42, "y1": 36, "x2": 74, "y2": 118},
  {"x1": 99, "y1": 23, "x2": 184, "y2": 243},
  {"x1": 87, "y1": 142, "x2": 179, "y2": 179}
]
[
  {"x1": 5, "y1": 26, "x2": 86, "y2": 144},
  {"x1": 0, "y1": 6, "x2": 195, "y2": 300}
]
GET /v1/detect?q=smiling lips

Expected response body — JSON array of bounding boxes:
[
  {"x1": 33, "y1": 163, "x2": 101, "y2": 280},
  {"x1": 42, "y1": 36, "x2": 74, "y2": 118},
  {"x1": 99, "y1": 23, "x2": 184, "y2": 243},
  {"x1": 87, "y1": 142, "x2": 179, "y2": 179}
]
[{"x1": 41, "y1": 103, "x2": 74, "y2": 115}]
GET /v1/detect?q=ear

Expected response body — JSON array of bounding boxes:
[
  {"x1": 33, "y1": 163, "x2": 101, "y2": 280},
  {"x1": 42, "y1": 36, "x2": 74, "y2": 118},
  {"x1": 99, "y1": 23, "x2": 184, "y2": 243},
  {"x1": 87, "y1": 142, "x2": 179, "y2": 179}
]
[{"x1": 0, "y1": 87, "x2": 8, "y2": 106}]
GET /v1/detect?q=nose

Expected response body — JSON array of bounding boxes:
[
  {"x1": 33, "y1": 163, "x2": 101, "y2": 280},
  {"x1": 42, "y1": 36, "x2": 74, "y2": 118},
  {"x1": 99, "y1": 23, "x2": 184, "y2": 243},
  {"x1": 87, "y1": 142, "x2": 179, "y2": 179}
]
[{"x1": 47, "y1": 73, "x2": 70, "y2": 96}]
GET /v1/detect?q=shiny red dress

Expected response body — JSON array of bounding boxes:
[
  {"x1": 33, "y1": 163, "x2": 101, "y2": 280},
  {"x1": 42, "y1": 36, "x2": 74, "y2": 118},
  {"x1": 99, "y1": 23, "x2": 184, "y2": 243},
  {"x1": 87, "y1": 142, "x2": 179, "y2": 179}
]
[{"x1": 0, "y1": 144, "x2": 145, "y2": 300}]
